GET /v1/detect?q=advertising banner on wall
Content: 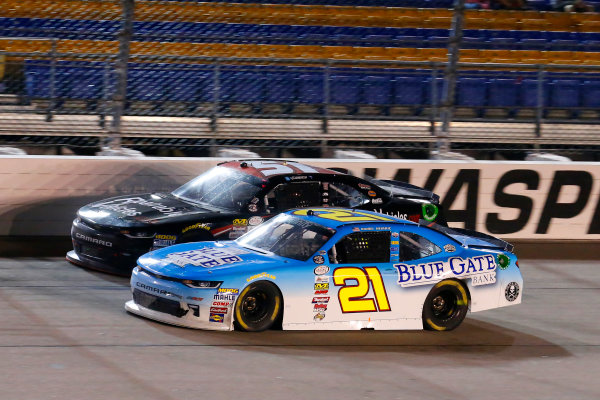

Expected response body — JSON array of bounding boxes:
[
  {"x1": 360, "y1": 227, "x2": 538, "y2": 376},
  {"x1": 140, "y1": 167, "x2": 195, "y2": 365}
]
[{"x1": 0, "y1": 156, "x2": 598, "y2": 240}]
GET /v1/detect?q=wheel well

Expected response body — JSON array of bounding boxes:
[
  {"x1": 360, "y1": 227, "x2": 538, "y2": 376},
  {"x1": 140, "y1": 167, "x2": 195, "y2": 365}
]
[{"x1": 235, "y1": 280, "x2": 284, "y2": 329}]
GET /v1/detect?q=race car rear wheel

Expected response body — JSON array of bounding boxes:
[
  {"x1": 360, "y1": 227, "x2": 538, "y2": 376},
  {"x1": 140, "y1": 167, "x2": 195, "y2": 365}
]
[
  {"x1": 234, "y1": 281, "x2": 282, "y2": 332},
  {"x1": 422, "y1": 280, "x2": 469, "y2": 331}
]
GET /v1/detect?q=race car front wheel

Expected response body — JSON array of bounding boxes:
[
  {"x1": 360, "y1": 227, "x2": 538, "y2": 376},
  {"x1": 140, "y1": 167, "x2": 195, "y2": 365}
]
[
  {"x1": 422, "y1": 280, "x2": 469, "y2": 331},
  {"x1": 234, "y1": 281, "x2": 282, "y2": 332}
]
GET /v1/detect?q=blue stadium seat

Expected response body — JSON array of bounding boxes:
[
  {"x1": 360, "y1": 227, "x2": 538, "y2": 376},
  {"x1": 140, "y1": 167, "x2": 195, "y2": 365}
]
[
  {"x1": 394, "y1": 76, "x2": 425, "y2": 106},
  {"x1": 582, "y1": 80, "x2": 600, "y2": 108},
  {"x1": 330, "y1": 74, "x2": 361, "y2": 105},
  {"x1": 297, "y1": 73, "x2": 324, "y2": 104},
  {"x1": 265, "y1": 72, "x2": 297, "y2": 103},
  {"x1": 488, "y1": 78, "x2": 519, "y2": 108},
  {"x1": 520, "y1": 78, "x2": 548, "y2": 107},
  {"x1": 550, "y1": 79, "x2": 581, "y2": 108},
  {"x1": 551, "y1": 39, "x2": 579, "y2": 51},
  {"x1": 220, "y1": 71, "x2": 265, "y2": 103},
  {"x1": 362, "y1": 75, "x2": 392, "y2": 105},
  {"x1": 457, "y1": 78, "x2": 487, "y2": 107}
]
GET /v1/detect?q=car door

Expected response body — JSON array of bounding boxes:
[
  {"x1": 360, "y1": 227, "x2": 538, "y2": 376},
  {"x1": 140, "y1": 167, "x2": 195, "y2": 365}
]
[{"x1": 322, "y1": 229, "x2": 398, "y2": 324}]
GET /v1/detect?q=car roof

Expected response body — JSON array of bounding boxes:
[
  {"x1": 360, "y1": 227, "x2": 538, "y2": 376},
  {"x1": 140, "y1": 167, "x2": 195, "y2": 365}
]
[
  {"x1": 217, "y1": 159, "x2": 341, "y2": 179},
  {"x1": 285, "y1": 207, "x2": 418, "y2": 229}
]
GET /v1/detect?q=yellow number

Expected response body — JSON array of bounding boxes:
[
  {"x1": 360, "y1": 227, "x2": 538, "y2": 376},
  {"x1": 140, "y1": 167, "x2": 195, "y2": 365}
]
[
  {"x1": 333, "y1": 267, "x2": 391, "y2": 313},
  {"x1": 294, "y1": 208, "x2": 393, "y2": 222}
]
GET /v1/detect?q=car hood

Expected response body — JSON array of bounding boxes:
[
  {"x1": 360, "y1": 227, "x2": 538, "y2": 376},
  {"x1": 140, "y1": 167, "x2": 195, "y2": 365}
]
[
  {"x1": 137, "y1": 241, "x2": 287, "y2": 280},
  {"x1": 77, "y1": 193, "x2": 227, "y2": 228}
]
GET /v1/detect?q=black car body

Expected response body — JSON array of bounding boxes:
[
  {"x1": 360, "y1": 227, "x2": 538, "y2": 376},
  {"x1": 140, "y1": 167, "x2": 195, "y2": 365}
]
[{"x1": 67, "y1": 159, "x2": 445, "y2": 275}]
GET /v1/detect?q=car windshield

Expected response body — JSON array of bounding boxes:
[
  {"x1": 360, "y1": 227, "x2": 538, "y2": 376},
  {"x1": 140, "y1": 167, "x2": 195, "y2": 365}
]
[
  {"x1": 172, "y1": 166, "x2": 263, "y2": 211},
  {"x1": 237, "y1": 214, "x2": 335, "y2": 261}
]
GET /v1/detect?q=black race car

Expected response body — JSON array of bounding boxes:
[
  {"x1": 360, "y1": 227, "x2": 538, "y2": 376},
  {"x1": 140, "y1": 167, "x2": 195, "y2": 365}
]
[{"x1": 66, "y1": 159, "x2": 445, "y2": 275}]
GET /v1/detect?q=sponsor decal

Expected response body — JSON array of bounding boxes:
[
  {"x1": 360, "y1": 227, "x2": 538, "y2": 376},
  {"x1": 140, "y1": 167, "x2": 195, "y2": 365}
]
[
  {"x1": 314, "y1": 265, "x2": 330, "y2": 275},
  {"x1": 153, "y1": 238, "x2": 175, "y2": 248},
  {"x1": 422, "y1": 203, "x2": 439, "y2": 222},
  {"x1": 136, "y1": 282, "x2": 182, "y2": 299},
  {"x1": 391, "y1": 240, "x2": 399, "y2": 245},
  {"x1": 248, "y1": 216, "x2": 263, "y2": 226},
  {"x1": 323, "y1": 198, "x2": 329, "y2": 203},
  {"x1": 376, "y1": 226, "x2": 391, "y2": 231},
  {"x1": 291, "y1": 175, "x2": 308, "y2": 180},
  {"x1": 322, "y1": 192, "x2": 329, "y2": 197},
  {"x1": 233, "y1": 219, "x2": 248, "y2": 227},
  {"x1": 95, "y1": 197, "x2": 183, "y2": 217},
  {"x1": 352, "y1": 227, "x2": 360, "y2": 232},
  {"x1": 392, "y1": 232, "x2": 399, "y2": 238},
  {"x1": 250, "y1": 197, "x2": 260, "y2": 204},
  {"x1": 214, "y1": 293, "x2": 236, "y2": 301},
  {"x1": 246, "y1": 272, "x2": 276, "y2": 282},
  {"x1": 212, "y1": 301, "x2": 232, "y2": 307},
  {"x1": 313, "y1": 313, "x2": 325, "y2": 321},
  {"x1": 372, "y1": 198, "x2": 383, "y2": 204},
  {"x1": 218, "y1": 288, "x2": 239, "y2": 294},
  {"x1": 166, "y1": 247, "x2": 248, "y2": 268},
  {"x1": 367, "y1": 190, "x2": 377, "y2": 197},
  {"x1": 314, "y1": 283, "x2": 329, "y2": 290},
  {"x1": 75, "y1": 233, "x2": 113, "y2": 247},
  {"x1": 358, "y1": 183, "x2": 371, "y2": 190},
  {"x1": 319, "y1": 250, "x2": 327, "y2": 255},
  {"x1": 155, "y1": 234, "x2": 176, "y2": 240},
  {"x1": 505, "y1": 282, "x2": 520, "y2": 302},
  {"x1": 314, "y1": 290, "x2": 329, "y2": 295},
  {"x1": 229, "y1": 231, "x2": 245, "y2": 239},
  {"x1": 315, "y1": 276, "x2": 330, "y2": 283},
  {"x1": 497, "y1": 253, "x2": 510, "y2": 269},
  {"x1": 361, "y1": 227, "x2": 374, "y2": 231},
  {"x1": 314, "y1": 304, "x2": 327, "y2": 312},
  {"x1": 248, "y1": 204, "x2": 258, "y2": 212},
  {"x1": 209, "y1": 313, "x2": 225, "y2": 323},
  {"x1": 312, "y1": 296, "x2": 330, "y2": 304},
  {"x1": 187, "y1": 296, "x2": 204, "y2": 301},
  {"x1": 210, "y1": 307, "x2": 228, "y2": 314},
  {"x1": 390, "y1": 246, "x2": 399, "y2": 252},
  {"x1": 313, "y1": 255, "x2": 325, "y2": 264},
  {"x1": 373, "y1": 209, "x2": 408, "y2": 220},
  {"x1": 182, "y1": 223, "x2": 211, "y2": 234},
  {"x1": 394, "y1": 255, "x2": 497, "y2": 287},
  {"x1": 444, "y1": 244, "x2": 456, "y2": 253}
]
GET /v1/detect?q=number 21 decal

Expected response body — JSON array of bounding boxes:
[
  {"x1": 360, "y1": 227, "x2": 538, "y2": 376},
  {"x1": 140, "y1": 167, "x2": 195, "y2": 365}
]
[{"x1": 333, "y1": 267, "x2": 391, "y2": 313}]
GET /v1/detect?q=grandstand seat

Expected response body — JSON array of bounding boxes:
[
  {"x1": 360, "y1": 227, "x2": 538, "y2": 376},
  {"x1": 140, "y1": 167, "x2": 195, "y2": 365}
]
[
  {"x1": 296, "y1": 73, "x2": 324, "y2": 114},
  {"x1": 392, "y1": 76, "x2": 425, "y2": 115},
  {"x1": 265, "y1": 71, "x2": 297, "y2": 103},
  {"x1": 549, "y1": 79, "x2": 581, "y2": 118},
  {"x1": 518, "y1": 78, "x2": 549, "y2": 118},
  {"x1": 330, "y1": 74, "x2": 361, "y2": 114},
  {"x1": 581, "y1": 80, "x2": 600, "y2": 118},
  {"x1": 551, "y1": 39, "x2": 579, "y2": 51},
  {"x1": 220, "y1": 71, "x2": 265, "y2": 113},
  {"x1": 518, "y1": 38, "x2": 548, "y2": 50},
  {"x1": 363, "y1": 75, "x2": 392, "y2": 105},
  {"x1": 456, "y1": 77, "x2": 486, "y2": 117},
  {"x1": 489, "y1": 37, "x2": 517, "y2": 50},
  {"x1": 487, "y1": 78, "x2": 519, "y2": 118}
]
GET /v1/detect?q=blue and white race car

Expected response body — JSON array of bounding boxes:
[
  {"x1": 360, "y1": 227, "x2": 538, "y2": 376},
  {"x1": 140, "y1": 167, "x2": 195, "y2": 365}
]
[{"x1": 125, "y1": 208, "x2": 523, "y2": 332}]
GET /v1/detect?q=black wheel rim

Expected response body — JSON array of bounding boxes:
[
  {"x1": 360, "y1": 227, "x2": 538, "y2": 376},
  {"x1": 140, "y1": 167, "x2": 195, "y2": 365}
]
[
  {"x1": 431, "y1": 291, "x2": 458, "y2": 320},
  {"x1": 240, "y1": 289, "x2": 270, "y2": 324}
]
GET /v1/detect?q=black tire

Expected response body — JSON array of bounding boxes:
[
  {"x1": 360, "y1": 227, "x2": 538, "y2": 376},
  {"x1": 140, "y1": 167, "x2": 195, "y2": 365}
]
[
  {"x1": 422, "y1": 280, "x2": 469, "y2": 331},
  {"x1": 234, "y1": 281, "x2": 283, "y2": 332}
]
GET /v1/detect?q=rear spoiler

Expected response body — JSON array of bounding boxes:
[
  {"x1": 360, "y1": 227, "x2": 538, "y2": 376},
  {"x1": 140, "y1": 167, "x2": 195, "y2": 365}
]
[
  {"x1": 423, "y1": 222, "x2": 514, "y2": 253},
  {"x1": 370, "y1": 178, "x2": 440, "y2": 203}
]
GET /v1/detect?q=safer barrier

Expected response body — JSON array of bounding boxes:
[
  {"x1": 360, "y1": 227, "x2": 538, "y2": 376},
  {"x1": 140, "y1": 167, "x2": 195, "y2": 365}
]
[{"x1": 1, "y1": 156, "x2": 599, "y2": 241}]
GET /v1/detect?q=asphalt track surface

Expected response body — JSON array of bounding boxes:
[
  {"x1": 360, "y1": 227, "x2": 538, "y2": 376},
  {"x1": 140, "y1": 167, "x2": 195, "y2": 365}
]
[{"x1": 0, "y1": 258, "x2": 599, "y2": 400}]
